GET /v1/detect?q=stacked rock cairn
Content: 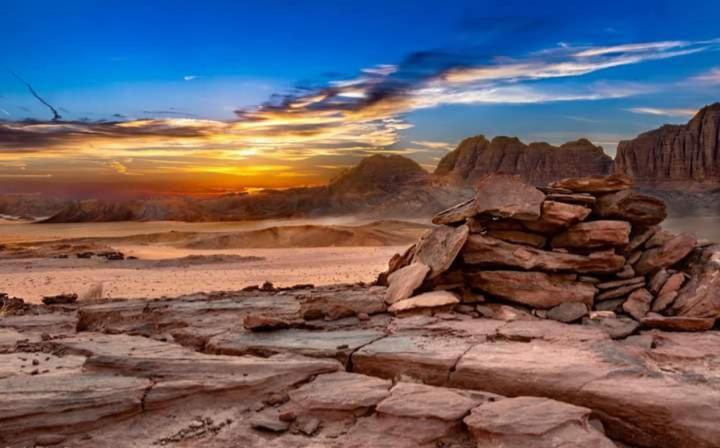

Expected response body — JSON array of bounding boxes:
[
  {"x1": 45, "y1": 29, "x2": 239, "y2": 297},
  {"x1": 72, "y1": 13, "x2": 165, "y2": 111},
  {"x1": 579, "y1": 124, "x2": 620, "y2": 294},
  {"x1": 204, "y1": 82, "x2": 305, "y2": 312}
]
[{"x1": 380, "y1": 173, "x2": 719, "y2": 337}]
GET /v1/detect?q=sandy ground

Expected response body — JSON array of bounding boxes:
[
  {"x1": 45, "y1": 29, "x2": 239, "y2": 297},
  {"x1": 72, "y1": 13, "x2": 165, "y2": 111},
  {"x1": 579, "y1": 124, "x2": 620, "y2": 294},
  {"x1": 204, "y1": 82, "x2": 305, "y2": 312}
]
[{"x1": 0, "y1": 244, "x2": 405, "y2": 303}]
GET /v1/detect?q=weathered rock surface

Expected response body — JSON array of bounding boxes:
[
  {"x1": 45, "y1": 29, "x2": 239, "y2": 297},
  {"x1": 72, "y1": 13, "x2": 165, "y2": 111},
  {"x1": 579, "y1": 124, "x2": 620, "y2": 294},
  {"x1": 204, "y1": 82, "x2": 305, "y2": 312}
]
[
  {"x1": 595, "y1": 190, "x2": 667, "y2": 225},
  {"x1": 614, "y1": 103, "x2": 720, "y2": 189},
  {"x1": 550, "y1": 174, "x2": 633, "y2": 193},
  {"x1": 464, "y1": 396, "x2": 616, "y2": 448},
  {"x1": 622, "y1": 288, "x2": 653, "y2": 321},
  {"x1": 463, "y1": 234, "x2": 626, "y2": 273},
  {"x1": 385, "y1": 262, "x2": 430, "y2": 304},
  {"x1": 435, "y1": 135, "x2": 612, "y2": 186},
  {"x1": 671, "y1": 245, "x2": 720, "y2": 318},
  {"x1": 412, "y1": 224, "x2": 469, "y2": 278},
  {"x1": 641, "y1": 315, "x2": 716, "y2": 332},
  {"x1": 467, "y1": 271, "x2": 597, "y2": 309},
  {"x1": 388, "y1": 291, "x2": 459, "y2": 314},
  {"x1": 634, "y1": 233, "x2": 697, "y2": 274},
  {"x1": 551, "y1": 220, "x2": 631, "y2": 249},
  {"x1": 470, "y1": 174, "x2": 546, "y2": 221}
]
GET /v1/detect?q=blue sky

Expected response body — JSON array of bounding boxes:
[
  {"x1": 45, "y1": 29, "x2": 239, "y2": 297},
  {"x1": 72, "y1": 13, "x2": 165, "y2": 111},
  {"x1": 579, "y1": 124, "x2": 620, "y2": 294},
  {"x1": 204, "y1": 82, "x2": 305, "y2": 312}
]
[{"x1": 1, "y1": 0, "x2": 720, "y2": 194}]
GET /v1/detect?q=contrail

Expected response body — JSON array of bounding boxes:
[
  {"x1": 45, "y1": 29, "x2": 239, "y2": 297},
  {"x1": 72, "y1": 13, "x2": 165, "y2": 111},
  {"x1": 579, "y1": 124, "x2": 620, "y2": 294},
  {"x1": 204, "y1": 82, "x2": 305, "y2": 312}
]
[{"x1": 8, "y1": 69, "x2": 62, "y2": 121}]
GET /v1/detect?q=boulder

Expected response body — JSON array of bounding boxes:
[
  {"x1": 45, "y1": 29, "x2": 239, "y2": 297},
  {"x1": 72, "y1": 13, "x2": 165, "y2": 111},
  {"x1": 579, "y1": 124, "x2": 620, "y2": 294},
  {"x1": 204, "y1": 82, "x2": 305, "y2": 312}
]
[
  {"x1": 388, "y1": 291, "x2": 460, "y2": 314},
  {"x1": 622, "y1": 288, "x2": 653, "y2": 321},
  {"x1": 551, "y1": 220, "x2": 631, "y2": 249},
  {"x1": 412, "y1": 224, "x2": 469, "y2": 278},
  {"x1": 634, "y1": 233, "x2": 697, "y2": 275},
  {"x1": 385, "y1": 263, "x2": 430, "y2": 304},
  {"x1": 463, "y1": 234, "x2": 626, "y2": 274},
  {"x1": 549, "y1": 174, "x2": 633, "y2": 193},
  {"x1": 595, "y1": 190, "x2": 667, "y2": 226},
  {"x1": 467, "y1": 271, "x2": 597, "y2": 309},
  {"x1": 464, "y1": 396, "x2": 616, "y2": 448}
]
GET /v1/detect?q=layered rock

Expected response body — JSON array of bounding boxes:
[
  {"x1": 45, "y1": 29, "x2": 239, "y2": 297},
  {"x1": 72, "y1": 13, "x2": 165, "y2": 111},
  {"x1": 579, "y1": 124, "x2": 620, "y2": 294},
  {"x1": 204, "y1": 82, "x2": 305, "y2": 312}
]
[
  {"x1": 614, "y1": 103, "x2": 720, "y2": 189},
  {"x1": 435, "y1": 136, "x2": 612, "y2": 186}
]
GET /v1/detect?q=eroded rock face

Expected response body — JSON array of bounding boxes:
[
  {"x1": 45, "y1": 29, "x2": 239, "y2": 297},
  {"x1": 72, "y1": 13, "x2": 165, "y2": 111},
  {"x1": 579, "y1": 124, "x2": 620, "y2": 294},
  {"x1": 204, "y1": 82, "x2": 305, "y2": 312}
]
[
  {"x1": 434, "y1": 135, "x2": 612, "y2": 186},
  {"x1": 385, "y1": 262, "x2": 430, "y2": 304},
  {"x1": 614, "y1": 103, "x2": 720, "y2": 189}
]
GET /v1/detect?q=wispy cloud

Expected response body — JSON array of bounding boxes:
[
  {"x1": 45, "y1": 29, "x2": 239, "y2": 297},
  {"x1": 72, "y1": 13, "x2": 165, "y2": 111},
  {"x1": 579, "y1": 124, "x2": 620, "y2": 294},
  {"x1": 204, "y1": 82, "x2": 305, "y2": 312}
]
[
  {"x1": 183, "y1": 75, "x2": 198, "y2": 81},
  {"x1": 693, "y1": 67, "x2": 720, "y2": 83},
  {"x1": 411, "y1": 140, "x2": 454, "y2": 150},
  {"x1": 1, "y1": 37, "x2": 717, "y2": 190},
  {"x1": 625, "y1": 107, "x2": 698, "y2": 117}
]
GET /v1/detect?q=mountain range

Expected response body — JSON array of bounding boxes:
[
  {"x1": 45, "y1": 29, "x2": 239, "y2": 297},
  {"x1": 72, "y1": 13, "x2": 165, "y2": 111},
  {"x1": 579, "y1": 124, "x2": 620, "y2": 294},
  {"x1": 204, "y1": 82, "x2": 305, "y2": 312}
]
[{"x1": 6, "y1": 103, "x2": 720, "y2": 223}]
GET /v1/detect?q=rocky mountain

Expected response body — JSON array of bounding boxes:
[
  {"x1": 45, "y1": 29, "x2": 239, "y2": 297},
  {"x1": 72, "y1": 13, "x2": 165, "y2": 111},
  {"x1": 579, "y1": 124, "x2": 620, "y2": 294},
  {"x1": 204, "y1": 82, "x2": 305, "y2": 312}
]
[
  {"x1": 614, "y1": 103, "x2": 720, "y2": 190},
  {"x1": 435, "y1": 136, "x2": 612, "y2": 186}
]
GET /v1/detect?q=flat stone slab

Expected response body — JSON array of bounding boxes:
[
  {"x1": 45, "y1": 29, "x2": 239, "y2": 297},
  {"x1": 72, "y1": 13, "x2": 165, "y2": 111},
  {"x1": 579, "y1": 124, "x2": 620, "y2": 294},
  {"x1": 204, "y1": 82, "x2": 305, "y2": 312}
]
[
  {"x1": 464, "y1": 396, "x2": 616, "y2": 448},
  {"x1": 377, "y1": 382, "x2": 488, "y2": 421},
  {"x1": 0, "y1": 353, "x2": 86, "y2": 379},
  {"x1": 206, "y1": 328, "x2": 383, "y2": 365},
  {"x1": 289, "y1": 372, "x2": 392, "y2": 413},
  {"x1": 0, "y1": 372, "x2": 150, "y2": 442},
  {"x1": 352, "y1": 335, "x2": 474, "y2": 385}
]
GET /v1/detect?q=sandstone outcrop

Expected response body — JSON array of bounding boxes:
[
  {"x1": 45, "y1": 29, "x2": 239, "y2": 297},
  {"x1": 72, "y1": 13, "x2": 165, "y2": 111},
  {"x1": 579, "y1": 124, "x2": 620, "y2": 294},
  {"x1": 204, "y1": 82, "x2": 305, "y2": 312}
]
[
  {"x1": 614, "y1": 103, "x2": 720, "y2": 189},
  {"x1": 435, "y1": 136, "x2": 612, "y2": 186}
]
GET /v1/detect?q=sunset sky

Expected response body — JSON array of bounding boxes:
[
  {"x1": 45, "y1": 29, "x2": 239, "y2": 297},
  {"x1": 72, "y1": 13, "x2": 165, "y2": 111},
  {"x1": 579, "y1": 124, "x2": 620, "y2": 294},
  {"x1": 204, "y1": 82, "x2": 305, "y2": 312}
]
[{"x1": 2, "y1": 0, "x2": 720, "y2": 198}]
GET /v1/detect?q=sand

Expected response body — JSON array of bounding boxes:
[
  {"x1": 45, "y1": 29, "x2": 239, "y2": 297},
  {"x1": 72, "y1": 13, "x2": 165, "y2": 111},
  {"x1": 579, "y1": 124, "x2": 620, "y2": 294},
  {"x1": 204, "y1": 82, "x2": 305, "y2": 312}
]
[
  {"x1": 0, "y1": 218, "x2": 419, "y2": 303},
  {"x1": 0, "y1": 245, "x2": 405, "y2": 303}
]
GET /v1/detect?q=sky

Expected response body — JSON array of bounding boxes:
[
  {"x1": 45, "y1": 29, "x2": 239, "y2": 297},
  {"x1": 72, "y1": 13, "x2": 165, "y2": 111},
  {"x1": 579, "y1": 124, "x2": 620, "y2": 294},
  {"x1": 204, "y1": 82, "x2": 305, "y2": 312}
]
[{"x1": 1, "y1": 0, "x2": 720, "y2": 198}]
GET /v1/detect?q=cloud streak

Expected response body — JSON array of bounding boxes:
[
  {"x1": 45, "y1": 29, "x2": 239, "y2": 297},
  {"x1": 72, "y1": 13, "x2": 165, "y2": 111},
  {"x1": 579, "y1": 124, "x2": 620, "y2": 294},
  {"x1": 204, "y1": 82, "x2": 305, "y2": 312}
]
[
  {"x1": 626, "y1": 107, "x2": 698, "y2": 117},
  {"x1": 1, "y1": 37, "x2": 717, "y2": 191}
]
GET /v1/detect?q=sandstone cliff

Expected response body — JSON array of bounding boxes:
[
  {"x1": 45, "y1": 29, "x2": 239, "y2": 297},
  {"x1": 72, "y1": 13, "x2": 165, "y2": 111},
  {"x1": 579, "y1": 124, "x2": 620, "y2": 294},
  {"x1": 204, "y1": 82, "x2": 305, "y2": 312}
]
[
  {"x1": 434, "y1": 136, "x2": 612, "y2": 186},
  {"x1": 614, "y1": 103, "x2": 720, "y2": 190}
]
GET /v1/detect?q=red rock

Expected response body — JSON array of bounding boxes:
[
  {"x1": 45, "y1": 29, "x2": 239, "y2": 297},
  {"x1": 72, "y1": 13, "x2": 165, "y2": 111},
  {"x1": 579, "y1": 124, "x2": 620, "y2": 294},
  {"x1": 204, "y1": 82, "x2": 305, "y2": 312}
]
[
  {"x1": 243, "y1": 314, "x2": 296, "y2": 332},
  {"x1": 485, "y1": 229, "x2": 546, "y2": 248},
  {"x1": 641, "y1": 315, "x2": 716, "y2": 332},
  {"x1": 596, "y1": 283, "x2": 645, "y2": 301},
  {"x1": 387, "y1": 244, "x2": 416, "y2": 275},
  {"x1": 546, "y1": 302, "x2": 588, "y2": 323},
  {"x1": 431, "y1": 198, "x2": 476, "y2": 225},
  {"x1": 467, "y1": 271, "x2": 597, "y2": 309},
  {"x1": 625, "y1": 226, "x2": 659, "y2": 254},
  {"x1": 622, "y1": 288, "x2": 653, "y2": 321},
  {"x1": 645, "y1": 229, "x2": 677, "y2": 248},
  {"x1": 388, "y1": 291, "x2": 460, "y2": 314},
  {"x1": 658, "y1": 272, "x2": 686, "y2": 297},
  {"x1": 288, "y1": 371, "x2": 391, "y2": 413},
  {"x1": 545, "y1": 193, "x2": 597, "y2": 206},
  {"x1": 596, "y1": 276, "x2": 646, "y2": 290},
  {"x1": 671, "y1": 245, "x2": 720, "y2": 318},
  {"x1": 385, "y1": 262, "x2": 430, "y2": 304},
  {"x1": 471, "y1": 174, "x2": 546, "y2": 221},
  {"x1": 464, "y1": 396, "x2": 616, "y2": 448},
  {"x1": 551, "y1": 220, "x2": 631, "y2": 249},
  {"x1": 614, "y1": 104, "x2": 720, "y2": 188},
  {"x1": 412, "y1": 224, "x2": 469, "y2": 278},
  {"x1": 434, "y1": 135, "x2": 612, "y2": 186},
  {"x1": 376, "y1": 382, "x2": 485, "y2": 421},
  {"x1": 648, "y1": 269, "x2": 670, "y2": 294},
  {"x1": 652, "y1": 291, "x2": 679, "y2": 313},
  {"x1": 462, "y1": 234, "x2": 626, "y2": 274},
  {"x1": 595, "y1": 190, "x2": 667, "y2": 226},
  {"x1": 634, "y1": 233, "x2": 697, "y2": 275},
  {"x1": 524, "y1": 200, "x2": 592, "y2": 232},
  {"x1": 549, "y1": 174, "x2": 633, "y2": 193}
]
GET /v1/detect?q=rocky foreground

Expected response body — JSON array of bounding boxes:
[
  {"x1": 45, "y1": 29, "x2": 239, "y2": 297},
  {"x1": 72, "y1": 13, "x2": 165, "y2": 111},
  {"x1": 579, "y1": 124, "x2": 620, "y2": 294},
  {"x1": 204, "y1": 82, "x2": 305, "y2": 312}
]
[{"x1": 1, "y1": 175, "x2": 719, "y2": 447}]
